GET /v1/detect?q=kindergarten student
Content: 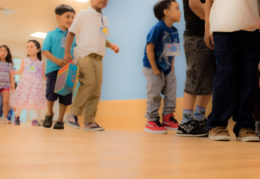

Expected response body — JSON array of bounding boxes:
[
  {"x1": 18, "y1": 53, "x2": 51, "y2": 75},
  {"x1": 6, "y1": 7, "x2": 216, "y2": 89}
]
[
  {"x1": 42, "y1": 4, "x2": 76, "y2": 130},
  {"x1": 10, "y1": 40, "x2": 46, "y2": 126},
  {"x1": 143, "y1": 0, "x2": 181, "y2": 134},
  {"x1": 205, "y1": 0, "x2": 260, "y2": 142},
  {"x1": 65, "y1": 0, "x2": 119, "y2": 131},
  {"x1": 0, "y1": 45, "x2": 14, "y2": 123}
]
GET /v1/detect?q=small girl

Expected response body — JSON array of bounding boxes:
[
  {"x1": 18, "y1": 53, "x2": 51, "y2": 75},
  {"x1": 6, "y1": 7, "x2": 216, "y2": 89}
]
[
  {"x1": 10, "y1": 40, "x2": 46, "y2": 126},
  {"x1": 0, "y1": 45, "x2": 14, "y2": 123}
]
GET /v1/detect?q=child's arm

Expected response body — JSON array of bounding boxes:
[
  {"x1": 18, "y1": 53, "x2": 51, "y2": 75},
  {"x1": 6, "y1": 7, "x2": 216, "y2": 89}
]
[
  {"x1": 42, "y1": 51, "x2": 66, "y2": 67},
  {"x1": 189, "y1": 0, "x2": 206, "y2": 20},
  {"x1": 42, "y1": 61, "x2": 46, "y2": 80},
  {"x1": 204, "y1": 0, "x2": 214, "y2": 49},
  {"x1": 64, "y1": 32, "x2": 75, "y2": 63},
  {"x1": 9, "y1": 73, "x2": 15, "y2": 91},
  {"x1": 146, "y1": 43, "x2": 160, "y2": 75},
  {"x1": 106, "y1": 40, "x2": 120, "y2": 53},
  {"x1": 11, "y1": 58, "x2": 24, "y2": 75}
]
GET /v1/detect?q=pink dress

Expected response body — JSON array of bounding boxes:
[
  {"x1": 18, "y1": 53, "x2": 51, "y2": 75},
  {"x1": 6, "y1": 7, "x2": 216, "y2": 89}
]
[{"x1": 10, "y1": 58, "x2": 46, "y2": 110}]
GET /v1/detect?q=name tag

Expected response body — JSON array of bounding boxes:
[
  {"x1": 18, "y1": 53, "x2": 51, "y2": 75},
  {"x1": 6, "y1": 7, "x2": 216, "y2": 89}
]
[
  {"x1": 164, "y1": 43, "x2": 180, "y2": 56},
  {"x1": 100, "y1": 25, "x2": 109, "y2": 38}
]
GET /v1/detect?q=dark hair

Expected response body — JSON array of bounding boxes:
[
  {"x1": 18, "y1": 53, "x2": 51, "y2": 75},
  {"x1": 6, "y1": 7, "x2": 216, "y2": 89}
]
[
  {"x1": 55, "y1": 4, "x2": 75, "y2": 15},
  {"x1": 154, "y1": 0, "x2": 176, "y2": 20},
  {"x1": 27, "y1": 40, "x2": 42, "y2": 61},
  {"x1": 0, "y1": 45, "x2": 13, "y2": 64}
]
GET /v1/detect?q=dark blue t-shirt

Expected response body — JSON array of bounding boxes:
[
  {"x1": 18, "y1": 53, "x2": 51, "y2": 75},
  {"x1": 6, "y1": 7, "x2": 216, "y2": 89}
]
[{"x1": 143, "y1": 21, "x2": 180, "y2": 74}]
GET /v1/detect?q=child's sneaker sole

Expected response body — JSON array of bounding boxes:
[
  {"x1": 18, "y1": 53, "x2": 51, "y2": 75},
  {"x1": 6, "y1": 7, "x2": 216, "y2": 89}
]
[
  {"x1": 209, "y1": 135, "x2": 231, "y2": 141},
  {"x1": 144, "y1": 128, "x2": 168, "y2": 134},
  {"x1": 164, "y1": 127, "x2": 178, "y2": 131},
  {"x1": 237, "y1": 137, "x2": 259, "y2": 142}
]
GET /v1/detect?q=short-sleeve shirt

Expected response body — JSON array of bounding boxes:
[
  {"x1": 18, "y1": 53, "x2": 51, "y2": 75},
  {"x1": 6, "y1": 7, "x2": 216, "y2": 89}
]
[
  {"x1": 69, "y1": 8, "x2": 109, "y2": 58},
  {"x1": 42, "y1": 27, "x2": 76, "y2": 75},
  {"x1": 0, "y1": 62, "x2": 13, "y2": 89},
  {"x1": 210, "y1": 0, "x2": 259, "y2": 33},
  {"x1": 143, "y1": 21, "x2": 180, "y2": 74}
]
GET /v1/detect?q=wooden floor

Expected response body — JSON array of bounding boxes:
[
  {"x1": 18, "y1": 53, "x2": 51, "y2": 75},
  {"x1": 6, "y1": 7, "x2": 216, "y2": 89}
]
[{"x1": 0, "y1": 124, "x2": 260, "y2": 179}]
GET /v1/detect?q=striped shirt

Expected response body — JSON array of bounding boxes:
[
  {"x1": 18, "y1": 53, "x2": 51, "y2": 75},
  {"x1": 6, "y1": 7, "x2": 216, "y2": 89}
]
[{"x1": 0, "y1": 61, "x2": 13, "y2": 89}]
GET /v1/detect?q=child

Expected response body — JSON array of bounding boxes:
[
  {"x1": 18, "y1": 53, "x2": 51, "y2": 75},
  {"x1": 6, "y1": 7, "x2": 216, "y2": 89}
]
[
  {"x1": 10, "y1": 40, "x2": 46, "y2": 126},
  {"x1": 143, "y1": 0, "x2": 181, "y2": 134},
  {"x1": 205, "y1": 0, "x2": 260, "y2": 142},
  {"x1": 42, "y1": 4, "x2": 76, "y2": 130},
  {"x1": 64, "y1": 0, "x2": 119, "y2": 131},
  {"x1": 0, "y1": 45, "x2": 14, "y2": 123},
  {"x1": 177, "y1": 0, "x2": 215, "y2": 137}
]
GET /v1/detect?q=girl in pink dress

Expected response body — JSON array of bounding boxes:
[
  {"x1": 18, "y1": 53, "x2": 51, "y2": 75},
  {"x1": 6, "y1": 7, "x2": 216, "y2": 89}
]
[{"x1": 11, "y1": 40, "x2": 46, "y2": 126}]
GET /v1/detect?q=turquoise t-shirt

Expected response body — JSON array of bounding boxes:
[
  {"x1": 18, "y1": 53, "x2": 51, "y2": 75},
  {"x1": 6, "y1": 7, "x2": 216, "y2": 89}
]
[{"x1": 42, "y1": 27, "x2": 76, "y2": 75}]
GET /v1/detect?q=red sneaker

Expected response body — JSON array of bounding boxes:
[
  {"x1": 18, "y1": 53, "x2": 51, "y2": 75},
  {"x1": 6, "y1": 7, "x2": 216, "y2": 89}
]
[
  {"x1": 163, "y1": 114, "x2": 179, "y2": 130},
  {"x1": 145, "y1": 120, "x2": 168, "y2": 134}
]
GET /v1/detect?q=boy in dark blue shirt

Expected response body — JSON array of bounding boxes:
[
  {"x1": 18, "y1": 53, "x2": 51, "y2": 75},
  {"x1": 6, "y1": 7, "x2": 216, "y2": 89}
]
[{"x1": 143, "y1": 0, "x2": 181, "y2": 134}]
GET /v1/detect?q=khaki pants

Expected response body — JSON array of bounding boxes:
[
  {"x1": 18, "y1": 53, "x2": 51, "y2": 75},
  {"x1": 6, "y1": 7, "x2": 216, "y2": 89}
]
[{"x1": 70, "y1": 54, "x2": 103, "y2": 124}]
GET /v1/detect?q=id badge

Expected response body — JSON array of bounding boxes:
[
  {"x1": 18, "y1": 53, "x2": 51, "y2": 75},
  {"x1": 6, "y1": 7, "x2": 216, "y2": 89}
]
[
  {"x1": 100, "y1": 25, "x2": 109, "y2": 38},
  {"x1": 61, "y1": 37, "x2": 65, "y2": 48},
  {"x1": 164, "y1": 43, "x2": 180, "y2": 56}
]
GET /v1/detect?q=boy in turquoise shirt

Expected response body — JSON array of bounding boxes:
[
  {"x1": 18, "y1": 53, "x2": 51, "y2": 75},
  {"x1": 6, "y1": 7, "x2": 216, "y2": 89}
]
[{"x1": 42, "y1": 4, "x2": 76, "y2": 130}]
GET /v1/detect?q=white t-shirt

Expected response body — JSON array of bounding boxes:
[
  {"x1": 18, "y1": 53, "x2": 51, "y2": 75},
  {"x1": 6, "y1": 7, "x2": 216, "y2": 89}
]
[
  {"x1": 210, "y1": 0, "x2": 260, "y2": 33},
  {"x1": 69, "y1": 7, "x2": 109, "y2": 59}
]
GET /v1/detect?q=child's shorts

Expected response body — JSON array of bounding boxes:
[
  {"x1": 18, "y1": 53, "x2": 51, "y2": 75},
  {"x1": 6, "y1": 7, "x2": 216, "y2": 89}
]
[
  {"x1": 46, "y1": 70, "x2": 72, "y2": 106},
  {"x1": 184, "y1": 36, "x2": 216, "y2": 95}
]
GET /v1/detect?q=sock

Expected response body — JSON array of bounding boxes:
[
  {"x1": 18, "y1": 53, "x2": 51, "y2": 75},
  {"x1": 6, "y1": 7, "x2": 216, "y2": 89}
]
[
  {"x1": 181, "y1": 109, "x2": 193, "y2": 124},
  {"x1": 193, "y1": 106, "x2": 206, "y2": 121}
]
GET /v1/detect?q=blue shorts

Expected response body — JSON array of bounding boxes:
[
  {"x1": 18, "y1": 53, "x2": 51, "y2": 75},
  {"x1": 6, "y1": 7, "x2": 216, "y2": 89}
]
[{"x1": 46, "y1": 71, "x2": 72, "y2": 106}]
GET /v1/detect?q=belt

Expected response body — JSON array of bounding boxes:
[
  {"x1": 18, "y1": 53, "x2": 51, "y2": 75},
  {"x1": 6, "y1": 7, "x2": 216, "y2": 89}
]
[{"x1": 89, "y1": 53, "x2": 103, "y2": 60}]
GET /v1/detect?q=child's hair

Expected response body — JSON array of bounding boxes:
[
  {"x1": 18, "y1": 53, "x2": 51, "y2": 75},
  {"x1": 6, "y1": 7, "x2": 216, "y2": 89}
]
[
  {"x1": 55, "y1": 4, "x2": 75, "y2": 15},
  {"x1": 27, "y1": 40, "x2": 42, "y2": 61},
  {"x1": 0, "y1": 45, "x2": 13, "y2": 64},
  {"x1": 154, "y1": 0, "x2": 176, "y2": 20}
]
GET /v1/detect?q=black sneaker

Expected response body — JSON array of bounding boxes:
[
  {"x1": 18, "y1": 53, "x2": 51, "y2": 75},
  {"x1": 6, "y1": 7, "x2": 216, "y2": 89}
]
[
  {"x1": 53, "y1": 121, "x2": 64, "y2": 130},
  {"x1": 43, "y1": 115, "x2": 53, "y2": 128},
  {"x1": 177, "y1": 119, "x2": 208, "y2": 137}
]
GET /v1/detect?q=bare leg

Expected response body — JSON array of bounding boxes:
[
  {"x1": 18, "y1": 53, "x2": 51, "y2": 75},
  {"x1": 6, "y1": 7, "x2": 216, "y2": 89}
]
[
  {"x1": 183, "y1": 92, "x2": 196, "y2": 110},
  {"x1": 46, "y1": 101, "x2": 54, "y2": 116},
  {"x1": 196, "y1": 95, "x2": 211, "y2": 109},
  {"x1": 2, "y1": 90, "x2": 10, "y2": 119},
  {"x1": 58, "y1": 103, "x2": 67, "y2": 122}
]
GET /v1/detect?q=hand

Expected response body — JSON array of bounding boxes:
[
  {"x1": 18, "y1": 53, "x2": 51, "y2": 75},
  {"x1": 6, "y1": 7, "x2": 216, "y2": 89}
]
[
  {"x1": 57, "y1": 59, "x2": 67, "y2": 67},
  {"x1": 64, "y1": 53, "x2": 73, "y2": 63},
  {"x1": 204, "y1": 28, "x2": 214, "y2": 50},
  {"x1": 152, "y1": 67, "x2": 161, "y2": 76},
  {"x1": 110, "y1": 44, "x2": 120, "y2": 53},
  {"x1": 10, "y1": 70, "x2": 16, "y2": 75}
]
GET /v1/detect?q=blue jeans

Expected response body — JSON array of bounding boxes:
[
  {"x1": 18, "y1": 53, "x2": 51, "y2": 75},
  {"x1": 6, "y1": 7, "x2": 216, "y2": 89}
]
[{"x1": 207, "y1": 31, "x2": 259, "y2": 136}]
